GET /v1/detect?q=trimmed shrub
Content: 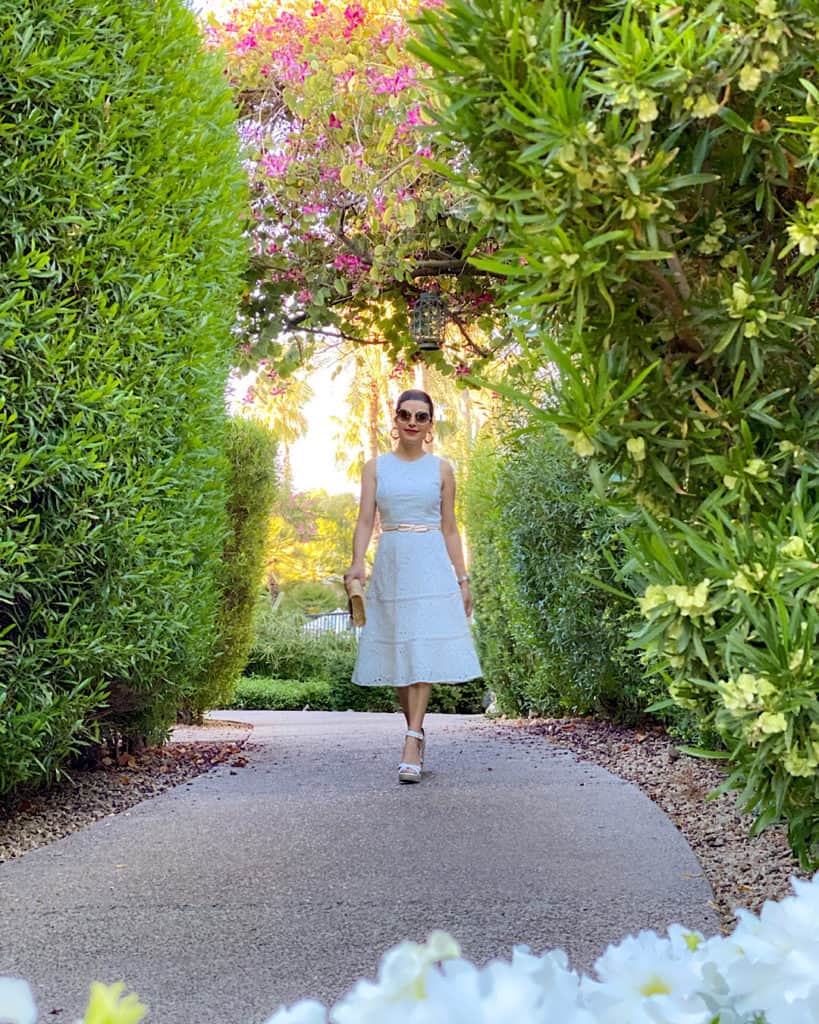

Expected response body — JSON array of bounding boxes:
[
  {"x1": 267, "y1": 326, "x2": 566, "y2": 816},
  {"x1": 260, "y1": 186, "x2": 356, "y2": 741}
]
[
  {"x1": 187, "y1": 420, "x2": 278, "y2": 718},
  {"x1": 231, "y1": 677, "x2": 333, "y2": 711},
  {"x1": 245, "y1": 605, "x2": 485, "y2": 713},
  {"x1": 465, "y1": 427, "x2": 663, "y2": 722},
  {"x1": 0, "y1": 0, "x2": 247, "y2": 795}
]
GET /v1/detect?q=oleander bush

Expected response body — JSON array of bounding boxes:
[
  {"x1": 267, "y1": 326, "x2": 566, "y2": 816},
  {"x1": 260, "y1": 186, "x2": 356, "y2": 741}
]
[
  {"x1": 465, "y1": 426, "x2": 665, "y2": 723},
  {"x1": 0, "y1": 0, "x2": 246, "y2": 795},
  {"x1": 186, "y1": 420, "x2": 278, "y2": 719},
  {"x1": 416, "y1": 0, "x2": 819, "y2": 863}
]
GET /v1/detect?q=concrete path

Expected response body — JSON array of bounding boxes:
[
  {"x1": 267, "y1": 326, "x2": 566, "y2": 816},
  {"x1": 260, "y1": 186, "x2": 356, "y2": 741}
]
[{"x1": 0, "y1": 712, "x2": 717, "y2": 1023}]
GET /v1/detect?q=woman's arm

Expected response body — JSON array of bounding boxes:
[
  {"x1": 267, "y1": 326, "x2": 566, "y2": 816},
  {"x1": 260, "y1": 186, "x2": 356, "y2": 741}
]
[
  {"x1": 440, "y1": 459, "x2": 473, "y2": 617},
  {"x1": 344, "y1": 458, "x2": 377, "y2": 586}
]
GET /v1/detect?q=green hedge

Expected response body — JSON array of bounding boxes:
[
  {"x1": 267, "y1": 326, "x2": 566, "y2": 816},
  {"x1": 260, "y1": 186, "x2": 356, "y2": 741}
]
[
  {"x1": 231, "y1": 675, "x2": 485, "y2": 714},
  {"x1": 465, "y1": 427, "x2": 665, "y2": 723},
  {"x1": 232, "y1": 677, "x2": 333, "y2": 711},
  {"x1": 244, "y1": 606, "x2": 485, "y2": 713},
  {"x1": 0, "y1": 0, "x2": 247, "y2": 796},
  {"x1": 187, "y1": 419, "x2": 278, "y2": 718}
]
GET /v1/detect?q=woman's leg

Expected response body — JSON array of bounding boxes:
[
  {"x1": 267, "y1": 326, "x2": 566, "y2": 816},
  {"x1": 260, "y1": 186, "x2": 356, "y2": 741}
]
[
  {"x1": 401, "y1": 682, "x2": 431, "y2": 765},
  {"x1": 396, "y1": 686, "x2": 411, "y2": 727}
]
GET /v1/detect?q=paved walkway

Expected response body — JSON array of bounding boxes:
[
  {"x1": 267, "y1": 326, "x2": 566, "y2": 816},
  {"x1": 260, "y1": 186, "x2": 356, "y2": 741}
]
[{"x1": 0, "y1": 712, "x2": 717, "y2": 1023}]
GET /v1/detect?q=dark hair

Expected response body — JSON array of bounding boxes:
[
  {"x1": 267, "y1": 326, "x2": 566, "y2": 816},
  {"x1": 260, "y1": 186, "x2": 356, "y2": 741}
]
[{"x1": 395, "y1": 389, "x2": 434, "y2": 419}]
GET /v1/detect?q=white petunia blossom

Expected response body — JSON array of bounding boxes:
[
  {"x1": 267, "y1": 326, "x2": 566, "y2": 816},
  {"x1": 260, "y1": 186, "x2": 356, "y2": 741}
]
[
  {"x1": 713, "y1": 875, "x2": 819, "y2": 1024},
  {"x1": 263, "y1": 1000, "x2": 328, "y2": 1024},
  {"x1": 330, "y1": 932, "x2": 460, "y2": 1024},
  {"x1": 0, "y1": 979, "x2": 37, "y2": 1024},
  {"x1": 583, "y1": 928, "x2": 712, "y2": 1024}
]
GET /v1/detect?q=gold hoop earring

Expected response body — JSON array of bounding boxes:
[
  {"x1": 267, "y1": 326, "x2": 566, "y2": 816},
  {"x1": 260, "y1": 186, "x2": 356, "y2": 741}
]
[
  {"x1": 425, "y1": 431, "x2": 434, "y2": 444},
  {"x1": 390, "y1": 427, "x2": 400, "y2": 440}
]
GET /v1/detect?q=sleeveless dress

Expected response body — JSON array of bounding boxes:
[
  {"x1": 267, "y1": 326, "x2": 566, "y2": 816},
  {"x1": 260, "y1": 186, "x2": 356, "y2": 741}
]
[{"x1": 352, "y1": 452, "x2": 483, "y2": 687}]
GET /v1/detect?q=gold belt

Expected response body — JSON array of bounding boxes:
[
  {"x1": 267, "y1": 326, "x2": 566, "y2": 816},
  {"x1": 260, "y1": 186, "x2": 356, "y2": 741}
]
[{"x1": 382, "y1": 523, "x2": 440, "y2": 532}]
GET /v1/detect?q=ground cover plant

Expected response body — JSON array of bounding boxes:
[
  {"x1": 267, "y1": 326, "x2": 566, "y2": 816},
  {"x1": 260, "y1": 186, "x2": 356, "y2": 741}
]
[
  {"x1": 1, "y1": 0, "x2": 246, "y2": 795},
  {"x1": 415, "y1": 0, "x2": 819, "y2": 864}
]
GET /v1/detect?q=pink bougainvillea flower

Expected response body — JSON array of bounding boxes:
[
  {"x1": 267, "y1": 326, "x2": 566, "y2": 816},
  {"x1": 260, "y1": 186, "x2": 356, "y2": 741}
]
[
  {"x1": 310, "y1": 1, "x2": 326, "y2": 14},
  {"x1": 328, "y1": 113, "x2": 343, "y2": 129},
  {"x1": 333, "y1": 252, "x2": 367, "y2": 274},
  {"x1": 372, "y1": 65, "x2": 416, "y2": 96},
  {"x1": 344, "y1": 3, "x2": 366, "y2": 28},
  {"x1": 273, "y1": 11, "x2": 305, "y2": 33},
  {"x1": 260, "y1": 153, "x2": 292, "y2": 178},
  {"x1": 377, "y1": 22, "x2": 408, "y2": 46},
  {"x1": 235, "y1": 31, "x2": 257, "y2": 54}
]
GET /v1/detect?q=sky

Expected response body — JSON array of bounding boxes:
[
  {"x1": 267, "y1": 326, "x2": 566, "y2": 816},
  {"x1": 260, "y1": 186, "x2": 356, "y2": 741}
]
[{"x1": 289, "y1": 361, "x2": 359, "y2": 495}]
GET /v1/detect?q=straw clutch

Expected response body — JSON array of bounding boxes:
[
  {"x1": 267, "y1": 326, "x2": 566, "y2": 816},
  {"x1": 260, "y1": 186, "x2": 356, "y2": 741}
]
[{"x1": 346, "y1": 578, "x2": 366, "y2": 627}]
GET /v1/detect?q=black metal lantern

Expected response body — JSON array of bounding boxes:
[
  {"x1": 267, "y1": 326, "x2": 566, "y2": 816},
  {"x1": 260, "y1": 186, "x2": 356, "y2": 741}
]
[{"x1": 410, "y1": 291, "x2": 448, "y2": 350}]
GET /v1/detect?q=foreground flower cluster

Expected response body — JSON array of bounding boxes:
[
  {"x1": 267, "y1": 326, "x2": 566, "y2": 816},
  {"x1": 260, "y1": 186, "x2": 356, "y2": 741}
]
[{"x1": 3, "y1": 875, "x2": 819, "y2": 1024}]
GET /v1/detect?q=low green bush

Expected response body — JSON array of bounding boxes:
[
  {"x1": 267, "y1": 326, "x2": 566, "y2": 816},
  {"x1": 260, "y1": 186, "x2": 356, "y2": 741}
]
[
  {"x1": 232, "y1": 677, "x2": 332, "y2": 711},
  {"x1": 245, "y1": 605, "x2": 345, "y2": 680},
  {"x1": 243, "y1": 604, "x2": 486, "y2": 713},
  {"x1": 231, "y1": 674, "x2": 484, "y2": 714}
]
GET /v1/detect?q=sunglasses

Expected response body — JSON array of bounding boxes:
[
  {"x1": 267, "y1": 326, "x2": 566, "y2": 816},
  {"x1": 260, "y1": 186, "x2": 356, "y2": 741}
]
[{"x1": 396, "y1": 409, "x2": 431, "y2": 424}]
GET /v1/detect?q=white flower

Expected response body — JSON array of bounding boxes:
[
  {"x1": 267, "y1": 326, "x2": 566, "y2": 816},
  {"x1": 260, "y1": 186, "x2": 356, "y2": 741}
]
[
  {"x1": 584, "y1": 929, "x2": 712, "y2": 1023},
  {"x1": 0, "y1": 979, "x2": 37, "y2": 1024},
  {"x1": 422, "y1": 950, "x2": 594, "y2": 1024},
  {"x1": 263, "y1": 1001, "x2": 328, "y2": 1024},
  {"x1": 715, "y1": 876, "x2": 819, "y2": 1023},
  {"x1": 330, "y1": 933, "x2": 460, "y2": 1024}
]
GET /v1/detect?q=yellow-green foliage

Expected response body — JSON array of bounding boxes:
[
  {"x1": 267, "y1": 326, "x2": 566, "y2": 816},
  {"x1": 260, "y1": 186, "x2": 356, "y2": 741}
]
[{"x1": 417, "y1": 0, "x2": 819, "y2": 861}]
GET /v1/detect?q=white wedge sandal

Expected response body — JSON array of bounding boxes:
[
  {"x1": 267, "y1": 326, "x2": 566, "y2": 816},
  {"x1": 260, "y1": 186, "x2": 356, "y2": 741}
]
[{"x1": 398, "y1": 729, "x2": 425, "y2": 783}]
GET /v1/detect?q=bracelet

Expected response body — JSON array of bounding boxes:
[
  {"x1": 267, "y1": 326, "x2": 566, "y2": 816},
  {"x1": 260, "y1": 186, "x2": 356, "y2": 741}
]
[{"x1": 457, "y1": 574, "x2": 470, "y2": 585}]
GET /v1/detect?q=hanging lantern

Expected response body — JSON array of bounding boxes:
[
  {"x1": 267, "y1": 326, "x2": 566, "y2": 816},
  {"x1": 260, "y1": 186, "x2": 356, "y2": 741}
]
[{"x1": 410, "y1": 291, "x2": 449, "y2": 350}]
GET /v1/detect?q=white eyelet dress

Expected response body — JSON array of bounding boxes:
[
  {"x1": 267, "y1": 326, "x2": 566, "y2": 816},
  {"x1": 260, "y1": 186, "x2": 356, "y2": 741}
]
[{"x1": 352, "y1": 451, "x2": 483, "y2": 687}]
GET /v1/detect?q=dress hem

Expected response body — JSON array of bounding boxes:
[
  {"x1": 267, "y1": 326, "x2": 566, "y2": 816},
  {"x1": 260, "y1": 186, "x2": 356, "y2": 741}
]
[{"x1": 352, "y1": 677, "x2": 481, "y2": 688}]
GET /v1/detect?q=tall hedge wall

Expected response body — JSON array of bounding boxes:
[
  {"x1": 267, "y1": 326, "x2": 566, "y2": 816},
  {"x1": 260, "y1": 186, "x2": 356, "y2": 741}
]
[{"x1": 0, "y1": 0, "x2": 247, "y2": 795}]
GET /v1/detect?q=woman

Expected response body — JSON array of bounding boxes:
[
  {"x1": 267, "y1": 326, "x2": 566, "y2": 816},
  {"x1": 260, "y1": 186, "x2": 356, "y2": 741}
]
[{"x1": 344, "y1": 389, "x2": 482, "y2": 783}]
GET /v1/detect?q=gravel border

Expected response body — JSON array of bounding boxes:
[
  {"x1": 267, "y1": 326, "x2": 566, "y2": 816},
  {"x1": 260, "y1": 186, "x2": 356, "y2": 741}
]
[
  {"x1": 0, "y1": 720, "x2": 253, "y2": 864},
  {"x1": 478, "y1": 716, "x2": 808, "y2": 932}
]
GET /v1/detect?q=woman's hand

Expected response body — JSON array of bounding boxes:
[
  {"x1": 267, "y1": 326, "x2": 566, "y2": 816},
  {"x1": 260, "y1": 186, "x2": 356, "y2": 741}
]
[
  {"x1": 460, "y1": 580, "x2": 473, "y2": 617},
  {"x1": 344, "y1": 561, "x2": 367, "y2": 589}
]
